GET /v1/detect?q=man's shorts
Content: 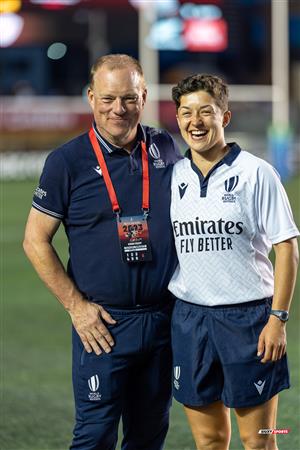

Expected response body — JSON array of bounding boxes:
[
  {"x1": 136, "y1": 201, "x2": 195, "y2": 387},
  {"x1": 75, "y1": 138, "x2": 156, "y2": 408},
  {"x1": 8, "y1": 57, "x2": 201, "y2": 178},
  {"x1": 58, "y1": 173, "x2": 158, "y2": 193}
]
[{"x1": 171, "y1": 298, "x2": 290, "y2": 408}]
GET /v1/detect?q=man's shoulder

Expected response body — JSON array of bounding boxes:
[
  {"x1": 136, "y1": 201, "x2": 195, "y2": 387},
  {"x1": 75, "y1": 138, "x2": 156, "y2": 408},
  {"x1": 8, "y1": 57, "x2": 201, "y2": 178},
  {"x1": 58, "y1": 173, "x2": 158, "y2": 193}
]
[
  {"x1": 142, "y1": 124, "x2": 177, "y2": 147},
  {"x1": 54, "y1": 131, "x2": 89, "y2": 156},
  {"x1": 142, "y1": 125, "x2": 182, "y2": 163},
  {"x1": 45, "y1": 131, "x2": 90, "y2": 167},
  {"x1": 142, "y1": 124, "x2": 171, "y2": 138}
]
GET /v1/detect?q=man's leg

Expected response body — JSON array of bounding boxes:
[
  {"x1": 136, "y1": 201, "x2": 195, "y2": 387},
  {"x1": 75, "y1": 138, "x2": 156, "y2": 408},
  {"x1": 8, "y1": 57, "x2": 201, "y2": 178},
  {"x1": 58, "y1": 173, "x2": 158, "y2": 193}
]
[
  {"x1": 70, "y1": 325, "x2": 126, "y2": 450},
  {"x1": 234, "y1": 395, "x2": 278, "y2": 450},
  {"x1": 121, "y1": 305, "x2": 173, "y2": 450},
  {"x1": 71, "y1": 420, "x2": 119, "y2": 450},
  {"x1": 121, "y1": 350, "x2": 172, "y2": 450},
  {"x1": 184, "y1": 401, "x2": 231, "y2": 450}
]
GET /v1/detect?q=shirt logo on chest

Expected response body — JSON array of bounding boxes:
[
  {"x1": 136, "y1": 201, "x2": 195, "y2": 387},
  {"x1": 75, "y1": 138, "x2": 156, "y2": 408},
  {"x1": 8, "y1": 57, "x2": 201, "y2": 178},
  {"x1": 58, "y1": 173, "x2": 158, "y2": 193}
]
[
  {"x1": 178, "y1": 182, "x2": 188, "y2": 199},
  {"x1": 149, "y1": 143, "x2": 166, "y2": 169},
  {"x1": 222, "y1": 175, "x2": 239, "y2": 203},
  {"x1": 93, "y1": 166, "x2": 102, "y2": 177},
  {"x1": 224, "y1": 176, "x2": 239, "y2": 192}
]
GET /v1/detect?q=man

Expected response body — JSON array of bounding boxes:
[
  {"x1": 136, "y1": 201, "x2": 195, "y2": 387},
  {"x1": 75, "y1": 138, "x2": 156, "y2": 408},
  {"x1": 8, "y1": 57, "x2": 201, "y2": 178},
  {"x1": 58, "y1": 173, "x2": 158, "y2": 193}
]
[
  {"x1": 23, "y1": 54, "x2": 182, "y2": 450},
  {"x1": 168, "y1": 74, "x2": 299, "y2": 449}
]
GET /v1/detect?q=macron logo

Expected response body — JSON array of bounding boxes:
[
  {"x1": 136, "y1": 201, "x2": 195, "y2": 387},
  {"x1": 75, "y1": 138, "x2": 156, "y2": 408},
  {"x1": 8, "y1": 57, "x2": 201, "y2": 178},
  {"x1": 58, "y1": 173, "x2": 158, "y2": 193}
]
[
  {"x1": 93, "y1": 166, "x2": 102, "y2": 177},
  {"x1": 178, "y1": 182, "x2": 188, "y2": 199},
  {"x1": 254, "y1": 379, "x2": 266, "y2": 395}
]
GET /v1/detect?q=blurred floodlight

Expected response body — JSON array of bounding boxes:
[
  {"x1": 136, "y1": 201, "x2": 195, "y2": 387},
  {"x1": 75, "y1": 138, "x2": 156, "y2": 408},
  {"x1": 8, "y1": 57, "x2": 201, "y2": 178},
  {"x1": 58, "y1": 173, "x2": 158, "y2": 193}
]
[
  {"x1": 146, "y1": 17, "x2": 185, "y2": 50},
  {"x1": 184, "y1": 18, "x2": 228, "y2": 52},
  {"x1": 0, "y1": 13, "x2": 24, "y2": 47},
  {"x1": 47, "y1": 42, "x2": 67, "y2": 60},
  {"x1": 144, "y1": 2, "x2": 227, "y2": 52},
  {"x1": 0, "y1": 0, "x2": 22, "y2": 13}
]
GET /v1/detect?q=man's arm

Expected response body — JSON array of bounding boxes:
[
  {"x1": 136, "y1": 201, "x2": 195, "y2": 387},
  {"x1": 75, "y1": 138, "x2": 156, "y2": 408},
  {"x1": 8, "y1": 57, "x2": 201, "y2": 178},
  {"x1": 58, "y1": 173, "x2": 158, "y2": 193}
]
[
  {"x1": 23, "y1": 207, "x2": 116, "y2": 354},
  {"x1": 257, "y1": 237, "x2": 299, "y2": 363}
]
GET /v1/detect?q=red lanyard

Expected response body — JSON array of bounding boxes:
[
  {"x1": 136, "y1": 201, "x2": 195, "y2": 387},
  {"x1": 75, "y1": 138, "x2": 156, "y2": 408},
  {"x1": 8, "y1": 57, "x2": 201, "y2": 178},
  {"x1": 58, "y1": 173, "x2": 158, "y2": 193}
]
[{"x1": 89, "y1": 128, "x2": 150, "y2": 215}]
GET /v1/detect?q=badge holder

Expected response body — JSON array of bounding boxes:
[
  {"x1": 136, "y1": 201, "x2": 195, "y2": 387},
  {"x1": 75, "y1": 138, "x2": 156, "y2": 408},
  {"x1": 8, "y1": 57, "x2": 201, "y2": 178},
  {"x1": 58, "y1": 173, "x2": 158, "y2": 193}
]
[{"x1": 116, "y1": 210, "x2": 152, "y2": 263}]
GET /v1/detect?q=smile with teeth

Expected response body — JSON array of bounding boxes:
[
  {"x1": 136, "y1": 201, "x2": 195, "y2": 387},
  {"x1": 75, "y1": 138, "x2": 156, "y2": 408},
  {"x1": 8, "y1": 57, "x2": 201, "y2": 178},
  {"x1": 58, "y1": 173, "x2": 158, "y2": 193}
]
[{"x1": 190, "y1": 130, "x2": 208, "y2": 139}]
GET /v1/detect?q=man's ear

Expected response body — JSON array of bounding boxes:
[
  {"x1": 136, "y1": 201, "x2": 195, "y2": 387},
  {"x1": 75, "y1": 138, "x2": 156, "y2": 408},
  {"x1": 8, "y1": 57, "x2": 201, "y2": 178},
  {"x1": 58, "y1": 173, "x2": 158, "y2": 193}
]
[
  {"x1": 223, "y1": 110, "x2": 231, "y2": 128},
  {"x1": 87, "y1": 87, "x2": 94, "y2": 109},
  {"x1": 142, "y1": 88, "x2": 147, "y2": 107}
]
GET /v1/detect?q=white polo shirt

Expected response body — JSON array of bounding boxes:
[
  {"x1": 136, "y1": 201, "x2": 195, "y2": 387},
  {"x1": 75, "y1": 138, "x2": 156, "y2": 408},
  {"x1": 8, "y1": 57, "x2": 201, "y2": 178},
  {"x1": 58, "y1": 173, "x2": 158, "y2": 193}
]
[{"x1": 168, "y1": 143, "x2": 299, "y2": 306}]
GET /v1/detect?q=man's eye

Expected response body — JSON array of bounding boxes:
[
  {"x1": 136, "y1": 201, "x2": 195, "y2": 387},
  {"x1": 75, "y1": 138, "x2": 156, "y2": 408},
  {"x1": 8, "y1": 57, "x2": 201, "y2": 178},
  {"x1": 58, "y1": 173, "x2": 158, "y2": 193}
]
[
  {"x1": 101, "y1": 97, "x2": 113, "y2": 103},
  {"x1": 201, "y1": 110, "x2": 213, "y2": 115},
  {"x1": 124, "y1": 96, "x2": 138, "y2": 103}
]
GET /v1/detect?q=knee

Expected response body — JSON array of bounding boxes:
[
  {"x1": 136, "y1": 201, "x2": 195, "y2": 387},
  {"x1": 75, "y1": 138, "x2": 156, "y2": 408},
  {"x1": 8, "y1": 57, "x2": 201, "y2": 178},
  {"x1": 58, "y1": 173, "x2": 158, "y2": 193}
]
[
  {"x1": 71, "y1": 421, "x2": 118, "y2": 450},
  {"x1": 239, "y1": 432, "x2": 277, "y2": 450},
  {"x1": 194, "y1": 429, "x2": 230, "y2": 450}
]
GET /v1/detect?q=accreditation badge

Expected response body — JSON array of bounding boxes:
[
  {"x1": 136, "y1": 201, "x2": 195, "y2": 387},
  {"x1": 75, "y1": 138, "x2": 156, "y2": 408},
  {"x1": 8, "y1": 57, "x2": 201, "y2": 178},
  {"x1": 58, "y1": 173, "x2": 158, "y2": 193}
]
[{"x1": 117, "y1": 215, "x2": 152, "y2": 263}]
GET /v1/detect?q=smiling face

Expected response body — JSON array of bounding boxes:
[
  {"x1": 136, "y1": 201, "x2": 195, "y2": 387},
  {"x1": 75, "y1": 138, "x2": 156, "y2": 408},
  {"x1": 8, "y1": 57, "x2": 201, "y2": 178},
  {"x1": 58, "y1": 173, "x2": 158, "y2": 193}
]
[
  {"x1": 176, "y1": 90, "x2": 231, "y2": 157},
  {"x1": 87, "y1": 65, "x2": 147, "y2": 149}
]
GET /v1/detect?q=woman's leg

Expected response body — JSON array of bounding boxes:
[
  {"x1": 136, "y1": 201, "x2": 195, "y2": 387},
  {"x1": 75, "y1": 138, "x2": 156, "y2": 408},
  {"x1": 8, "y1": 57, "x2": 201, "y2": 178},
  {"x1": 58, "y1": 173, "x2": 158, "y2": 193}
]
[
  {"x1": 234, "y1": 395, "x2": 278, "y2": 450},
  {"x1": 184, "y1": 401, "x2": 231, "y2": 450}
]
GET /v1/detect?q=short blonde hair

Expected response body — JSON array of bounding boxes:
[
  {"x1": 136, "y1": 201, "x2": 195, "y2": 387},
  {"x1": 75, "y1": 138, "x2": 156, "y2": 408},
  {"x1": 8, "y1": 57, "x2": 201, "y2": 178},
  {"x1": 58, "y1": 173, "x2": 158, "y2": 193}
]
[{"x1": 89, "y1": 54, "x2": 145, "y2": 89}]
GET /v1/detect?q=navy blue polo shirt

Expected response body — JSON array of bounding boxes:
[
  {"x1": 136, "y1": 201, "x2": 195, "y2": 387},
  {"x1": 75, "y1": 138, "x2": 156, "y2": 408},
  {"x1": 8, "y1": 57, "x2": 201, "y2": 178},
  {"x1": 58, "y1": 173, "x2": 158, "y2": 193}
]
[{"x1": 32, "y1": 124, "x2": 182, "y2": 306}]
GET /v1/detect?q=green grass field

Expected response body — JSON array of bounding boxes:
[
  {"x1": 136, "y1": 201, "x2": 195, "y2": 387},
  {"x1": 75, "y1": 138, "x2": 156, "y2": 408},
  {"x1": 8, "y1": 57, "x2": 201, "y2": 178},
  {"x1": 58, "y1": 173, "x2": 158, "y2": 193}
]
[{"x1": 1, "y1": 177, "x2": 300, "y2": 450}]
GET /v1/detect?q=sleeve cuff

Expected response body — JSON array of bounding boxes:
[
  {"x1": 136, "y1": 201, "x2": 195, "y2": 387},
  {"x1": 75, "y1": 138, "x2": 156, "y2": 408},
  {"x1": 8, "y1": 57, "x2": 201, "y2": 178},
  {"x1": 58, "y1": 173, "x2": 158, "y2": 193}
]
[{"x1": 32, "y1": 201, "x2": 64, "y2": 219}]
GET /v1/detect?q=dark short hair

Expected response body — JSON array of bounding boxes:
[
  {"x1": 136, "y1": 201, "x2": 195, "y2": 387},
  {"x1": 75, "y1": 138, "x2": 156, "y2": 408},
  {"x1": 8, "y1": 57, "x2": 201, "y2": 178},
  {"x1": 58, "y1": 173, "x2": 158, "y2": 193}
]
[
  {"x1": 172, "y1": 74, "x2": 229, "y2": 112},
  {"x1": 89, "y1": 54, "x2": 145, "y2": 89}
]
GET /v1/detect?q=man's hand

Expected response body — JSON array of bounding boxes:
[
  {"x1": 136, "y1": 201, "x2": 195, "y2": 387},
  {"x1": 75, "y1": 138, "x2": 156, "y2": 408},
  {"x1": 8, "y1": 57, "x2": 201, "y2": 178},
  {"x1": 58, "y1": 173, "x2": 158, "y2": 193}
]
[
  {"x1": 257, "y1": 315, "x2": 287, "y2": 363},
  {"x1": 69, "y1": 299, "x2": 117, "y2": 355}
]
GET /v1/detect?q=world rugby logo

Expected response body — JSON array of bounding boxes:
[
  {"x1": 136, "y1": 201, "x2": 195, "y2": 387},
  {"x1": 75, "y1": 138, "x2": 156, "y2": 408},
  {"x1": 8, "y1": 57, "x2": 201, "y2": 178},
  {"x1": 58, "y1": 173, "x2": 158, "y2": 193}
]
[
  {"x1": 174, "y1": 366, "x2": 181, "y2": 380},
  {"x1": 174, "y1": 366, "x2": 181, "y2": 390},
  {"x1": 88, "y1": 375, "x2": 99, "y2": 392},
  {"x1": 224, "y1": 176, "x2": 239, "y2": 192},
  {"x1": 149, "y1": 143, "x2": 161, "y2": 160}
]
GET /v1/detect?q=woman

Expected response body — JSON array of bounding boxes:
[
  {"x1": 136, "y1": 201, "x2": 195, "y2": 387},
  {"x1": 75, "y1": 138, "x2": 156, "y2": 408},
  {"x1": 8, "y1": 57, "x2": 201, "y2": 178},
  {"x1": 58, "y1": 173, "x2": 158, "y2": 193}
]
[{"x1": 168, "y1": 74, "x2": 299, "y2": 450}]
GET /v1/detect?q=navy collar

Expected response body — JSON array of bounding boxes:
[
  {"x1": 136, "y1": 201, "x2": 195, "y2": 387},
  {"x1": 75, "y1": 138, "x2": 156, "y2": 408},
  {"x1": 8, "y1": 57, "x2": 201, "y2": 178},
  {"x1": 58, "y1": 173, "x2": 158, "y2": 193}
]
[
  {"x1": 92, "y1": 122, "x2": 146, "y2": 154},
  {"x1": 185, "y1": 142, "x2": 241, "y2": 166}
]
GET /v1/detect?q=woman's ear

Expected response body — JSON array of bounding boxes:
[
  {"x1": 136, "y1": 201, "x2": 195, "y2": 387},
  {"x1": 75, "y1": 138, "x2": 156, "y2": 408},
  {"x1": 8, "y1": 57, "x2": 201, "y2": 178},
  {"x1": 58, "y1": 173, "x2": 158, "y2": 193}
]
[{"x1": 223, "y1": 110, "x2": 231, "y2": 128}]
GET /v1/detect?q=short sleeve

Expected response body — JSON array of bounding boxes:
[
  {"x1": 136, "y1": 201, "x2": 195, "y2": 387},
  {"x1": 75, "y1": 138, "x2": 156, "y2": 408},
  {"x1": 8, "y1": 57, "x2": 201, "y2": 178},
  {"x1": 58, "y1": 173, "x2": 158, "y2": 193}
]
[
  {"x1": 32, "y1": 149, "x2": 70, "y2": 219},
  {"x1": 254, "y1": 162, "x2": 299, "y2": 244}
]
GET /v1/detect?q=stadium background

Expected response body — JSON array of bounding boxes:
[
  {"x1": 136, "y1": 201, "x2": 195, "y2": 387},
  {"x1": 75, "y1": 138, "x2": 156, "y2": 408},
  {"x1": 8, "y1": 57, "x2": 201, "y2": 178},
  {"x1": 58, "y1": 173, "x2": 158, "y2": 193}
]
[{"x1": 1, "y1": 0, "x2": 299, "y2": 449}]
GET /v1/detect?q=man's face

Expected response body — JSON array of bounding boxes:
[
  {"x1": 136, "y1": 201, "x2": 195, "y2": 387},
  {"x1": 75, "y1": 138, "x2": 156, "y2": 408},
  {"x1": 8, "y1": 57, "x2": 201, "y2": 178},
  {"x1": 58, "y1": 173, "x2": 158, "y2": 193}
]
[
  {"x1": 176, "y1": 90, "x2": 230, "y2": 155},
  {"x1": 88, "y1": 66, "x2": 147, "y2": 148}
]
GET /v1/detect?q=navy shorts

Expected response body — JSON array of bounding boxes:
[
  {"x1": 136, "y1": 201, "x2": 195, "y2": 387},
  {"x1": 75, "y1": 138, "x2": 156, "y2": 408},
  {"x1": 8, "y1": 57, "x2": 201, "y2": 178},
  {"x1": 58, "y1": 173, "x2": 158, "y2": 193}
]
[
  {"x1": 71, "y1": 301, "x2": 173, "y2": 450},
  {"x1": 171, "y1": 298, "x2": 290, "y2": 408}
]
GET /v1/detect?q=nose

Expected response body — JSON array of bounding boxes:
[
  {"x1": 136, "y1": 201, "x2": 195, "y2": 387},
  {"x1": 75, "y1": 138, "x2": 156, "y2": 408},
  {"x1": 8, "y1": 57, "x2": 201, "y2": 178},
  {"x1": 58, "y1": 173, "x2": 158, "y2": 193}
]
[
  {"x1": 191, "y1": 113, "x2": 203, "y2": 126},
  {"x1": 112, "y1": 98, "x2": 126, "y2": 115}
]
